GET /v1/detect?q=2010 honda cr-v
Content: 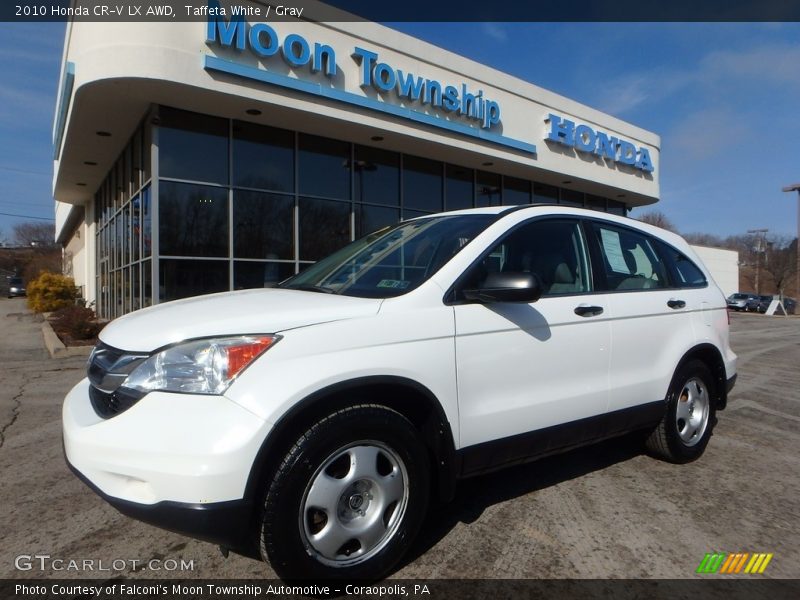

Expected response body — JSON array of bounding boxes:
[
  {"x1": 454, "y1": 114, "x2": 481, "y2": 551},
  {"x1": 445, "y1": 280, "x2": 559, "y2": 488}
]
[{"x1": 63, "y1": 205, "x2": 737, "y2": 581}]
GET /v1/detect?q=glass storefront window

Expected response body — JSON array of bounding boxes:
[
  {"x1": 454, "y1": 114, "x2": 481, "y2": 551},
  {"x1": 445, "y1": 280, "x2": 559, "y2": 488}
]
[
  {"x1": 607, "y1": 199, "x2": 627, "y2": 216},
  {"x1": 109, "y1": 167, "x2": 117, "y2": 215},
  {"x1": 357, "y1": 205, "x2": 400, "y2": 237},
  {"x1": 233, "y1": 191, "x2": 294, "y2": 260},
  {"x1": 534, "y1": 182, "x2": 560, "y2": 205},
  {"x1": 476, "y1": 170, "x2": 501, "y2": 207},
  {"x1": 92, "y1": 124, "x2": 154, "y2": 319},
  {"x1": 560, "y1": 188, "x2": 584, "y2": 207},
  {"x1": 232, "y1": 121, "x2": 294, "y2": 192},
  {"x1": 586, "y1": 194, "x2": 607, "y2": 211},
  {"x1": 159, "y1": 259, "x2": 229, "y2": 302},
  {"x1": 299, "y1": 197, "x2": 352, "y2": 261},
  {"x1": 143, "y1": 123, "x2": 152, "y2": 183},
  {"x1": 132, "y1": 263, "x2": 141, "y2": 312},
  {"x1": 353, "y1": 145, "x2": 399, "y2": 206},
  {"x1": 123, "y1": 205, "x2": 130, "y2": 266},
  {"x1": 298, "y1": 134, "x2": 350, "y2": 199},
  {"x1": 116, "y1": 160, "x2": 125, "y2": 210},
  {"x1": 234, "y1": 261, "x2": 295, "y2": 289},
  {"x1": 159, "y1": 181, "x2": 228, "y2": 257},
  {"x1": 159, "y1": 107, "x2": 228, "y2": 184},
  {"x1": 403, "y1": 156, "x2": 442, "y2": 213},
  {"x1": 92, "y1": 107, "x2": 634, "y2": 319},
  {"x1": 114, "y1": 270, "x2": 122, "y2": 318},
  {"x1": 132, "y1": 127, "x2": 142, "y2": 192},
  {"x1": 142, "y1": 259, "x2": 152, "y2": 308},
  {"x1": 98, "y1": 268, "x2": 107, "y2": 318},
  {"x1": 103, "y1": 178, "x2": 112, "y2": 223},
  {"x1": 445, "y1": 164, "x2": 474, "y2": 211},
  {"x1": 131, "y1": 194, "x2": 141, "y2": 262},
  {"x1": 142, "y1": 185, "x2": 151, "y2": 257},
  {"x1": 108, "y1": 217, "x2": 116, "y2": 270},
  {"x1": 123, "y1": 266, "x2": 131, "y2": 314},
  {"x1": 503, "y1": 176, "x2": 531, "y2": 205}
]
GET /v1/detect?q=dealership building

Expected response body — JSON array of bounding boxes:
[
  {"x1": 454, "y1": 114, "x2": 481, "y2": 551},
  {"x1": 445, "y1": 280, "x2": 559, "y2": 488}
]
[{"x1": 53, "y1": 5, "x2": 665, "y2": 319}]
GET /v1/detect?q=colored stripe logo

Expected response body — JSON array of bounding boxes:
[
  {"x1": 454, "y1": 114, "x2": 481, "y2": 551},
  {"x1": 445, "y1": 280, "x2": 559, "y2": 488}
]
[{"x1": 696, "y1": 552, "x2": 773, "y2": 574}]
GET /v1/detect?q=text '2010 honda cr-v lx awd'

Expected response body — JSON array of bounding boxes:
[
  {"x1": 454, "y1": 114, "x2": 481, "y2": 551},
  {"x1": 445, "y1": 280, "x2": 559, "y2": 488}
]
[{"x1": 63, "y1": 205, "x2": 737, "y2": 581}]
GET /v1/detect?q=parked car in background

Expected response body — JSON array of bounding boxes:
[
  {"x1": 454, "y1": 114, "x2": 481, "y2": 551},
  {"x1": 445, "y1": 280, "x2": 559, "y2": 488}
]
[
  {"x1": 7, "y1": 277, "x2": 26, "y2": 298},
  {"x1": 727, "y1": 292, "x2": 758, "y2": 312},
  {"x1": 746, "y1": 295, "x2": 797, "y2": 315},
  {"x1": 747, "y1": 295, "x2": 773, "y2": 313}
]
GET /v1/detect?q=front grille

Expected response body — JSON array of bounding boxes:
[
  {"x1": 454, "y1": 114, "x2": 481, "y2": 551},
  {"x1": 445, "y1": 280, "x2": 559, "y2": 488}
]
[
  {"x1": 89, "y1": 385, "x2": 144, "y2": 418},
  {"x1": 87, "y1": 342, "x2": 149, "y2": 419}
]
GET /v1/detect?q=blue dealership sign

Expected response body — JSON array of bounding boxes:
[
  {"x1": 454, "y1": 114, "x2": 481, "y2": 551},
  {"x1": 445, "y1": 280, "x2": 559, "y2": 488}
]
[
  {"x1": 545, "y1": 114, "x2": 654, "y2": 173},
  {"x1": 206, "y1": 8, "x2": 502, "y2": 131}
]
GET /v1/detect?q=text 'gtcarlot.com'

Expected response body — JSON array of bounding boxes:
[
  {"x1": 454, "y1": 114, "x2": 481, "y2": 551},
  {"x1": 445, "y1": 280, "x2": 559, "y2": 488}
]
[{"x1": 14, "y1": 553, "x2": 196, "y2": 572}]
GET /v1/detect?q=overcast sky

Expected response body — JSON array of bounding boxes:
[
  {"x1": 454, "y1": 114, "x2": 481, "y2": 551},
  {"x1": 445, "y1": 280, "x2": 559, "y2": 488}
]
[{"x1": 0, "y1": 21, "x2": 798, "y2": 243}]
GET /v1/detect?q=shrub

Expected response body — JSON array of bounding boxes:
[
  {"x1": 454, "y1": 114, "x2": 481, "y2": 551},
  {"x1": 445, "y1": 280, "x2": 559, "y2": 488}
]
[
  {"x1": 49, "y1": 306, "x2": 103, "y2": 341},
  {"x1": 27, "y1": 271, "x2": 79, "y2": 313}
]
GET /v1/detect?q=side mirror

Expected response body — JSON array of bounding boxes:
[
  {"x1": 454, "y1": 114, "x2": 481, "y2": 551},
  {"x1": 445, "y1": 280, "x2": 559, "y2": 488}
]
[{"x1": 463, "y1": 272, "x2": 543, "y2": 304}]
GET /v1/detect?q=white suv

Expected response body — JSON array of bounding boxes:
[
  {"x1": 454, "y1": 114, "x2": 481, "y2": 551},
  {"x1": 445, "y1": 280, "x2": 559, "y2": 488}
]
[{"x1": 63, "y1": 206, "x2": 737, "y2": 580}]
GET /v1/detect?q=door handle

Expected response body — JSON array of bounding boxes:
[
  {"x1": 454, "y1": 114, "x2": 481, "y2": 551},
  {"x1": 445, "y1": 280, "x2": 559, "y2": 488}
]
[
  {"x1": 667, "y1": 299, "x2": 686, "y2": 309},
  {"x1": 574, "y1": 304, "x2": 604, "y2": 317}
]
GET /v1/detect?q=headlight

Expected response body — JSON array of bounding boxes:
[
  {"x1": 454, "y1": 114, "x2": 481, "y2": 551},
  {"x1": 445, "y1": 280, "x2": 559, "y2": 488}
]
[{"x1": 120, "y1": 335, "x2": 280, "y2": 395}]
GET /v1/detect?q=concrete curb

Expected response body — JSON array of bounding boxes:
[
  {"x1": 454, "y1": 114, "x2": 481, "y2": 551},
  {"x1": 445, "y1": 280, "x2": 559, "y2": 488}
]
[{"x1": 41, "y1": 319, "x2": 92, "y2": 359}]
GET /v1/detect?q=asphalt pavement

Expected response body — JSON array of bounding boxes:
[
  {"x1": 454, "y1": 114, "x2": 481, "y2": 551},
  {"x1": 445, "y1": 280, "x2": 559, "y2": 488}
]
[{"x1": 0, "y1": 298, "x2": 798, "y2": 580}]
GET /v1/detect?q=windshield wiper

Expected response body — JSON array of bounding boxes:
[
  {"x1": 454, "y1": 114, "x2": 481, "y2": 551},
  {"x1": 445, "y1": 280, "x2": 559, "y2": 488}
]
[{"x1": 282, "y1": 284, "x2": 336, "y2": 294}]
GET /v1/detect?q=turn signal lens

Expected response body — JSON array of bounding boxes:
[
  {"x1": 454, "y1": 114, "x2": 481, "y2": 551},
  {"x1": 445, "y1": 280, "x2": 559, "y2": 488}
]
[{"x1": 224, "y1": 336, "x2": 278, "y2": 379}]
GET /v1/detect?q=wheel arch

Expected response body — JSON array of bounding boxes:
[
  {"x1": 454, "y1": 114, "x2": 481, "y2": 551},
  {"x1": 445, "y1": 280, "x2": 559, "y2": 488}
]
[
  {"x1": 241, "y1": 376, "x2": 458, "y2": 540},
  {"x1": 675, "y1": 343, "x2": 728, "y2": 410}
]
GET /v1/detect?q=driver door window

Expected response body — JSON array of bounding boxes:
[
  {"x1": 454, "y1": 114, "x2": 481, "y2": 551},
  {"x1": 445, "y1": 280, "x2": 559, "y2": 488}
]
[{"x1": 462, "y1": 219, "x2": 591, "y2": 297}]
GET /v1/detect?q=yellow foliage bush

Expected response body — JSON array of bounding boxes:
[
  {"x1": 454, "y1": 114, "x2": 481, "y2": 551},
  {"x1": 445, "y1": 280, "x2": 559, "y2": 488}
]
[{"x1": 26, "y1": 271, "x2": 79, "y2": 313}]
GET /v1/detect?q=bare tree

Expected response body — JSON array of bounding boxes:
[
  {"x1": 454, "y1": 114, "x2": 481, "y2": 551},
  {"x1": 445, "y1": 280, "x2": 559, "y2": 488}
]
[
  {"x1": 13, "y1": 222, "x2": 56, "y2": 247},
  {"x1": 635, "y1": 211, "x2": 678, "y2": 233},
  {"x1": 762, "y1": 236, "x2": 797, "y2": 297},
  {"x1": 723, "y1": 234, "x2": 757, "y2": 261},
  {"x1": 683, "y1": 232, "x2": 725, "y2": 247}
]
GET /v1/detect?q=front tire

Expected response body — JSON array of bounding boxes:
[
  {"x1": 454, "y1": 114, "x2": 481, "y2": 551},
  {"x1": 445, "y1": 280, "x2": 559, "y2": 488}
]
[
  {"x1": 260, "y1": 404, "x2": 430, "y2": 581},
  {"x1": 646, "y1": 360, "x2": 717, "y2": 463}
]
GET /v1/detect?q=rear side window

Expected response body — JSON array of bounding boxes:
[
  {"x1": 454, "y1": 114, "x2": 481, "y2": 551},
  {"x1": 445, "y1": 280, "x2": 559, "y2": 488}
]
[
  {"x1": 590, "y1": 222, "x2": 668, "y2": 291},
  {"x1": 656, "y1": 242, "x2": 708, "y2": 288}
]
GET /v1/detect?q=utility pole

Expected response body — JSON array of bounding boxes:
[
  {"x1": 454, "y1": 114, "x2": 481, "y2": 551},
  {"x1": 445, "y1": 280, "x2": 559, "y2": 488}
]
[
  {"x1": 781, "y1": 184, "x2": 800, "y2": 302},
  {"x1": 747, "y1": 228, "x2": 768, "y2": 294}
]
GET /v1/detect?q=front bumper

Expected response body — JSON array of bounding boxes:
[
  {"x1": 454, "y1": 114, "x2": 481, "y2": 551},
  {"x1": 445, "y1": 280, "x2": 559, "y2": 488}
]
[
  {"x1": 63, "y1": 378, "x2": 271, "y2": 550},
  {"x1": 65, "y1": 454, "x2": 255, "y2": 552}
]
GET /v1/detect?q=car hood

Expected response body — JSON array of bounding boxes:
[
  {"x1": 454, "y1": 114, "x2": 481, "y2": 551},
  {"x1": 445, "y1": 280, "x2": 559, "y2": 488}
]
[{"x1": 99, "y1": 288, "x2": 383, "y2": 352}]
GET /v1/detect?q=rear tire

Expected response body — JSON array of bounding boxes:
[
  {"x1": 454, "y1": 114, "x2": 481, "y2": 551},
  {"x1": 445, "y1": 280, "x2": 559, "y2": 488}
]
[
  {"x1": 646, "y1": 360, "x2": 717, "y2": 463},
  {"x1": 259, "y1": 404, "x2": 429, "y2": 581}
]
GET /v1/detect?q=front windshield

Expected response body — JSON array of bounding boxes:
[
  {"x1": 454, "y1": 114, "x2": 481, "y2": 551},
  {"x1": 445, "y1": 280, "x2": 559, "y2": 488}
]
[{"x1": 280, "y1": 214, "x2": 494, "y2": 298}]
